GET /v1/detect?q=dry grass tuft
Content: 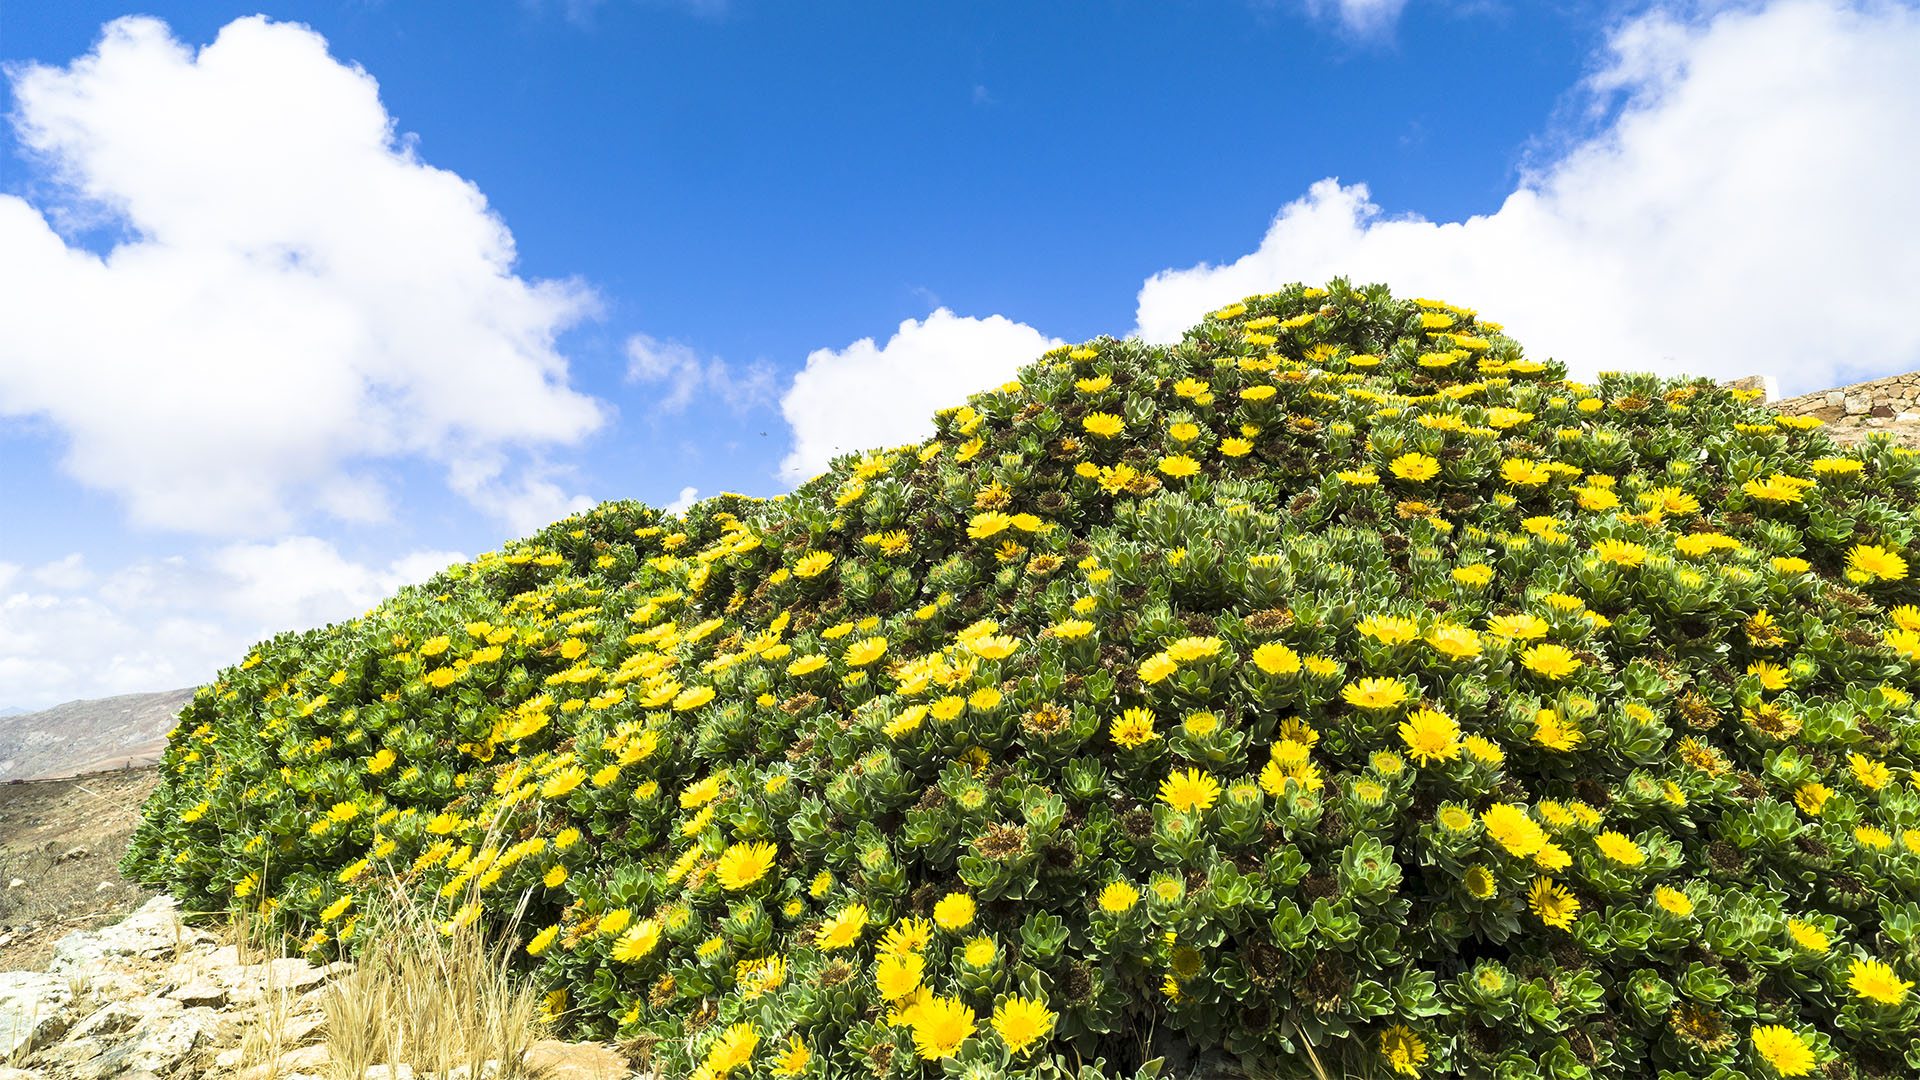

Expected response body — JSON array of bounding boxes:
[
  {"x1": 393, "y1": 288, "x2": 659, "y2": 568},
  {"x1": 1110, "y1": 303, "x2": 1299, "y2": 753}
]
[{"x1": 322, "y1": 865, "x2": 552, "y2": 1080}]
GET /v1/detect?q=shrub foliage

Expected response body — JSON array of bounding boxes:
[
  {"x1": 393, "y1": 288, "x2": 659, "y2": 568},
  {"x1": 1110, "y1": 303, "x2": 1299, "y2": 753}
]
[{"x1": 127, "y1": 281, "x2": 1920, "y2": 1079}]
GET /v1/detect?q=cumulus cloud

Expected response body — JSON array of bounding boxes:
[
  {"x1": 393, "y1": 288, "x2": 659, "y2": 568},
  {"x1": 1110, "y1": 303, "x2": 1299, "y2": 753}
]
[
  {"x1": 1, "y1": 539, "x2": 462, "y2": 709},
  {"x1": 1137, "y1": 0, "x2": 1920, "y2": 394},
  {"x1": 663, "y1": 486, "x2": 700, "y2": 515},
  {"x1": 1302, "y1": 0, "x2": 1411, "y2": 35},
  {"x1": 0, "y1": 16, "x2": 605, "y2": 536},
  {"x1": 625, "y1": 333, "x2": 776, "y2": 414},
  {"x1": 779, "y1": 309, "x2": 1061, "y2": 483}
]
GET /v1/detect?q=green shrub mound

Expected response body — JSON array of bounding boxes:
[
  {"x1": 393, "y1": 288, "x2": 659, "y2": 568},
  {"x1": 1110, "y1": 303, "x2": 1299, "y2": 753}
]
[{"x1": 128, "y1": 281, "x2": 1920, "y2": 1080}]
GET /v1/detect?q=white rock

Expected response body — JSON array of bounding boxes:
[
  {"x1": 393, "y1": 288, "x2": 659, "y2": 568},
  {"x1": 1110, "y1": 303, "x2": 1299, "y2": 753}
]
[
  {"x1": 0, "y1": 970, "x2": 74, "y2": 1059},
  {"x1": 48, "y1": 896, "x2": 215, "y2": 975},
  {"x1": 125, "y1": 1004, "x2": 223, "y2": 1073}
]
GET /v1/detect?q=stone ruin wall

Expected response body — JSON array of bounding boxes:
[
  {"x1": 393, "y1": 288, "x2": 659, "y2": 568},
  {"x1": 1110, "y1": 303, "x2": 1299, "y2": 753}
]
[{"x1": 1768, "y1": 370, "x2": 1920, "y2": 421}]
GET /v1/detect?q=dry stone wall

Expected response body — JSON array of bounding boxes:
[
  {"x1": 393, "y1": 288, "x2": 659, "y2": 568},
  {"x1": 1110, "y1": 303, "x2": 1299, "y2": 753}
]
[{"x1": 1771, "y1": 370, "x2": 1920, "y2": 420}]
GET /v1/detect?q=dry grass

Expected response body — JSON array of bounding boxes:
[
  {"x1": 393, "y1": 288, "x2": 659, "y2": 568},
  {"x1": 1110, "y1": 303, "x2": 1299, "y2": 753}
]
[{"x1": 321, "y1": 847, "x2": 552, "y2": 1080}]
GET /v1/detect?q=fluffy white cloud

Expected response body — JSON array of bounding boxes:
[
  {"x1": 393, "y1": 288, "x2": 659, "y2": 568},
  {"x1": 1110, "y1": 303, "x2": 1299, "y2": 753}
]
[
  {"x1": 626, "y1": 333, "x2": 776, "y2": 414},
  {"x1": 778, "y1": 309, "x2": 1062, "y2": 483},
  {"x1": 663, "y1": 486, "x2": 701, "y2": 514},
  {"x1": 1137, "y1": 0, "x2": 1920, "y2": 394},
  {"x1": 0, "y1": 16, "x2": 605, "y2": 536},
  {"x1": 1302, "y1": 0, "x2": 1410, "y2": 35},
  {"x1": 0, "y1": 539, "x2": 462, "y2": 709}
]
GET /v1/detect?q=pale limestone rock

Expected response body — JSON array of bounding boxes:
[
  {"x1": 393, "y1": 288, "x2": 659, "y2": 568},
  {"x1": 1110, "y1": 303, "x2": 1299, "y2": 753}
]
[{"x1": 0, "y1": 970, "x2": 73, "y2": 1059}]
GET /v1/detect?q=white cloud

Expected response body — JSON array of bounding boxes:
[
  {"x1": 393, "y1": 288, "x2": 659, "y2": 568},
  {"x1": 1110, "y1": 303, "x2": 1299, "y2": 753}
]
[
  {"x1": 664, "y1": 486, "x2": 700, "y2": 515},
  {"x1": 0, "y1": 538, "x2": 462, "y2": 709},
  {"x1": 1137, "y1": 0, "x2": 1920, "y2": 394},
  {"x1": 0, "y1": 16, "x2": 605, "y2": 536},
  {"x1": 445, "y1": 457, "x2": 598, "y2": 538},
  {"x1": 778, "y1": 309, "x2": 1062, "y2": 484},
  {"x1": 625, "y1": 333, "x2": 776, "y2": 414},
  {"x1": 29, "y1": 554, "x2": 94, "y2": 591},
  {"x1": 1302, "y1": 0, "x2": 1411, "y2": 35}
]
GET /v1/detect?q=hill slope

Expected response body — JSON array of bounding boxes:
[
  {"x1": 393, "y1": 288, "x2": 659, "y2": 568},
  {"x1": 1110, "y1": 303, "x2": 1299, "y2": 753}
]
[
  {"x1": 0, "y1": 688, "x2": 191, "y2": 780},
  {"x1": 126, "y1": 282, "x2": 1920, "y2": 1080}
]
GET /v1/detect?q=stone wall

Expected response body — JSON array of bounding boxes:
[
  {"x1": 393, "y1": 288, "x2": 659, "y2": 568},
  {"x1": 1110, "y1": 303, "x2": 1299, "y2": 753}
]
[{"x1": 1771, "y1": 371, "x2": 1920, "y2": 421}]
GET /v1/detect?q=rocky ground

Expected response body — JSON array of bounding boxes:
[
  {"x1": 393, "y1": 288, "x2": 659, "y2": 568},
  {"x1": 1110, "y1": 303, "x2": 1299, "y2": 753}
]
[
  {"x1": 0, "y1": 771, "x2": 633, "y2": 1079},
  {"x1": 1816, "y1": 412, "x2": 1920, "y2": 449},
  {"x1": 0, "y1": 769, "x2": 161, "y2": 972},
  {"x1": 0, "y1": 896, "x2": 632, "y2": 1079}
]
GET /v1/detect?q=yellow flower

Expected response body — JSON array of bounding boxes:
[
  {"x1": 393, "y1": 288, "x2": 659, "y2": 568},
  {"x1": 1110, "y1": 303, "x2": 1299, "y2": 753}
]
[
  {"x1": 1842, "y1": 755, "x2": 1891, "y2": 796},
  {"x1": 910, "y1": 996, "x2": 976, "y2": 1060},
  {"x1": 1341, "y1": 677, "x2": 1409, "y2": 711},
  {"x1": 1887, "y1": 628, "x2": 1920, "y2": 660},
  {"x1": 962, "y1": 936, "x2": 997, "y2": 967},
  {"x1": 874, "y1": 951, "x2": 926, "y2": 1002},
  {"x1": 792, "y1": 551, "x2": 835, "y2": 578},
  {"x1": 1528, "y1": 876, "x2": 1580, "y2": 929},
  {"x1": 968, "y1": 511, "x2": 1014, "y2": 539},
  {"x1": 1357, "y1": 615, "x2": 1420, "y2": 646},
  {"x1": 1592, "y1": 539, "x2": 1646, "y2": 567},
  {"x1": 992, "y1": 996, "x2": 1056, "y2": 1056},
  {"x1": 1158, "y1": 454, "x2": 1201, "y2": 478},
  {"x1": 1486, "y1": 613, "x2": 1550, "y2": 640},
  {"x1": 1595, "y1": 831, "x2": 1644, "y2": 866},
  {"x1": 1158, "y1": 768, "x2": 1221, "y2": 813},
  {"x1": 1425, "y1": 623, "x2": 1482, "y2": 660},
  {"x1": 969, "y1": 634, "x2": 1019, "y2": 660},
  {"x1": 612, "y1": 919, "x2": 662, "y2": 962},
  {"x1": 672, "y1": 685, "x2": 715, "y2": 711},
  {"x1": 1750, "y1": 1025, "x2": 1817, "y2": 1077},
  {"x1": 1138, "y1": 653, "x2": 1178, "y2": 684},
  {"x1": 1500, "y1": 458, "x2": 1551, "y2": 486},
  {"x1": 1110, "y1": 707, "x2": 1159, "y2": 749},
  {"x1": 1165, "y1": 636, "x2": 1222, "y2": 662},
  {"x1": 1220, "y1": 436, "x2": 1253, "y2": 456},
  {"x1": 1082, "y1": 412, "x2": 1124, "y2": 437},
  {"x1": 1482, "y1": 804, "x2": 1547, "y2": 858},
  {"x1": 1452, "y1": 564, "x2": 1494, "y2": 587},
  {"x1": 1531, "y1": 708, "x2": 1582, "y2": 752},
  {"x1": 1846, "y1": 543, "x2": 1908, "y2": 582},
  {"x1": 1398, "y1": 708, "x2": 1460, "y2": 766},
  {"x1": 699, "y1": 1023, "x2": 759, "y2": 1079},
  {"x1": 526, "y1": 924, "x2": 560, "y2": 956},
  {"x1": 1251, "y1": 642, "x2": 1300, "y2": 675},
  {"x1": 1742, "y1": 473, "x2": 1814, "y2": 503},
  {"x1": 1654, "y1": 886, "x2": 1694, "y2": 916},
  {"x1": 1746, "y1": 661, "x2": 1790, "y2": 690},
  {"x1": 815, "y1": 904, "x2": 868, "y2": 950},
  {"x1": 1378, "y1": 1024, "x2": 1428, "y2": 1077},
  {"x1": 1390, "y1": 453, "x2": 1440, "y2": 482},
  {"x1": 843, "y1": 636, "x2": 888, "y2": 667},
  {"x1": 1847, "y1": 957, "x2": 1912, "y2": 1005},
  {"x1": 716, "y1": 841, "x2": 777, "y2": 891},
  {"x1": 1519, "y1": 643, "x2": 1582, "y2": 680},
  {"x1": 1786, "y1": 919, "x2": 1830, "y2": 953},
  {"x1": 1794, "y1": 783, "x2": 1831, "y2": 816},
  {"x1": 932, "y1": 892, "x2": 975, "y2": 930},
  {"x1": 1098, "y1": 881, "x2": 1140, "y2": 913},
  {"x1": 770, "y1": 1036, "x2": 811, "y2": 1077}
]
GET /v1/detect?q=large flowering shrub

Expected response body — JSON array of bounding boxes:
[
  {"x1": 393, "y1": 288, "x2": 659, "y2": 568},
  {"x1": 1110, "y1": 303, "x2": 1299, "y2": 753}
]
[{"x1": 128, "y1": 282, "x2": 1920, "y2": 1080}]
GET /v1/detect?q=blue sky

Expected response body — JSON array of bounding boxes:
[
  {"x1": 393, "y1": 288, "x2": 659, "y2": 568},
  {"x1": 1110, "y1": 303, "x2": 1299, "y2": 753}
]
[{"x1": 3, "y1": 1, "x2": 1918, "y2": 706}]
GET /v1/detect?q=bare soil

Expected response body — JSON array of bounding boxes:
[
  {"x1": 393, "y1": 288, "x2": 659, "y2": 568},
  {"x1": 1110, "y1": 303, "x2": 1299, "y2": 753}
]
[
  {"x1": 1818, "y1": 414, "x2": 1920, "y2": 449},
  {"x1": 0, "y1": 765, "x2": 160, "y2": 970}
]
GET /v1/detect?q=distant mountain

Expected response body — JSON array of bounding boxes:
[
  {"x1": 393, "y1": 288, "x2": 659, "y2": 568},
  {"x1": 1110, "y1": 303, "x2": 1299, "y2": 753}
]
[
  {"x1": 0, "y1": 707, "x2": 31, "y2": 718},
  {"x1": 0, "y1": 689, "x2": 194, "y2": 780}
]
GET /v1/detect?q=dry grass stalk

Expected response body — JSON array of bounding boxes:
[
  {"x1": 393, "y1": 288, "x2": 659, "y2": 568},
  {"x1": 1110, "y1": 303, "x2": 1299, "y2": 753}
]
[{"x1": 322, "y1": 821, "x2": 552, "y2": 1080}]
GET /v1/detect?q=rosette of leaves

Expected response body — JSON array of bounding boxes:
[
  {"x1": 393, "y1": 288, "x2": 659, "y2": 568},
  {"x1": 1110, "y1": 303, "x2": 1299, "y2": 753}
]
[{"x1": 128, "y1": 281, "x2": 1920, "y2": 1080}]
